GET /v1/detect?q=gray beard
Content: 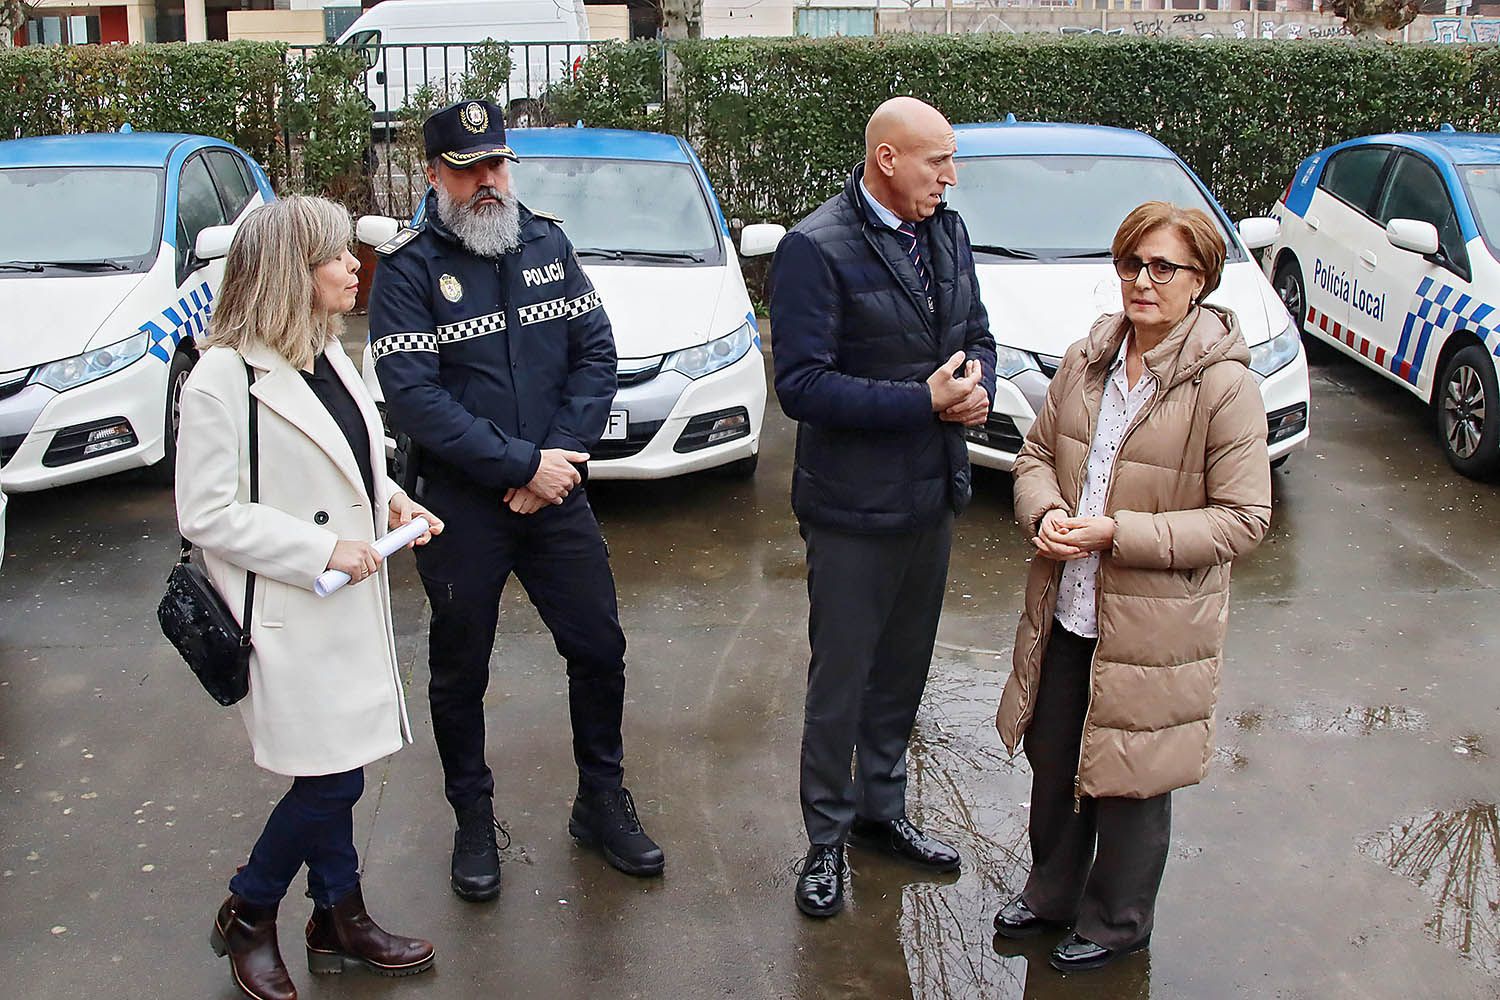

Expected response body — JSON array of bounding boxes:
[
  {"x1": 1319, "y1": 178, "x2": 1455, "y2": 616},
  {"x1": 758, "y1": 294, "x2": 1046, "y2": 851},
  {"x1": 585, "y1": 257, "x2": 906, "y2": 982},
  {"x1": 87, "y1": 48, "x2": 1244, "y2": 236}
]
[{"x1": 435, "y1": 184, "x2": 521, "y2": 258}]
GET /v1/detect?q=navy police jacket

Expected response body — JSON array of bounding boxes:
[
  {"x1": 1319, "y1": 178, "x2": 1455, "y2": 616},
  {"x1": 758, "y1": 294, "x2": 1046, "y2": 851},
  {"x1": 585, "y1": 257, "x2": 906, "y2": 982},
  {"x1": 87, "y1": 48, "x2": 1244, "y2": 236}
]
[
  {"x1": 770, "y1": 164, "x2": 996, "y2": 534},
  {"x1": 368, "y1": 190, "x2": 616, "y2": 491}
]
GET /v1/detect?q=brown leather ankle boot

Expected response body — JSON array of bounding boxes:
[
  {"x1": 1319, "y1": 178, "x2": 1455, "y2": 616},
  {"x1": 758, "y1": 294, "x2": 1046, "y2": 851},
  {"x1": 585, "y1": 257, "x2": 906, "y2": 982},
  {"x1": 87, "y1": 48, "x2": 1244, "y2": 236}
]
[
  {"x1": 209, "y1": 895, "x2": 297, "y2": 1000},
  {"x1": 305, "y1": 884, "x2": 435, "y2": 977}
]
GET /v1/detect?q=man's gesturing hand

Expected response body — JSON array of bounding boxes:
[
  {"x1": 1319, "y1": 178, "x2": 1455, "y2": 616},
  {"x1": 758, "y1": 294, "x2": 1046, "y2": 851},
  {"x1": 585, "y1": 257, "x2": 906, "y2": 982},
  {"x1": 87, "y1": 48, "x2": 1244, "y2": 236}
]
[
  {"x1": 941, "y1": 383, "x2": 990, "y2": 427},
  {"x1": 526, "y1": 448, "x2": 588, "y2": 504},
  {"x1": 927, "y1": 352, "x2": 983, "y2": 413}
]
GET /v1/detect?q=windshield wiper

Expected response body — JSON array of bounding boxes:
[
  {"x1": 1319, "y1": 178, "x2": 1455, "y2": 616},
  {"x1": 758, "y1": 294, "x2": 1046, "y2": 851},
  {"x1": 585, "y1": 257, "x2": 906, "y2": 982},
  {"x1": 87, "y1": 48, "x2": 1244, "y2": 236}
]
[
  {"x1": 30, "y1": 259, "x2": 130, "y2": 271},
  {"x1": 0, "y1": 261, "x2": 44, "y2": 272},
  {"x1": 969, "y1": 244, "x2": 1038, "y2": 260},
  {"x1": 1056, "y1": 250, "x2": 1113, "y2": 259},
  {"x1": 577, "y1": 247, "x2": 704, "y2": 263}
]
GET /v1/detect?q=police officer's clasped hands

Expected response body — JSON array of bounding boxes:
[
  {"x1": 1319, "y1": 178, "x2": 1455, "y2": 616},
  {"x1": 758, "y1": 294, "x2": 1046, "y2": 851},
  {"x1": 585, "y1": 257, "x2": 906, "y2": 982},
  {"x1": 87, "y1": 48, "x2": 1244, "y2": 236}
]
[{"x1": 502, "y1": 446, "x2": 590, "y2": 514}]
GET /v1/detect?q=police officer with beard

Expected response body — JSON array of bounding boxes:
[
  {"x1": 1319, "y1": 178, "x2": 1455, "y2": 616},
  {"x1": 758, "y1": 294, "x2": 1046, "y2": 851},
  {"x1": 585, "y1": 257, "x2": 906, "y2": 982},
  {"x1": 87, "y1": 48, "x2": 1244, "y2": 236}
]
[{"x1": 368, "y1": 100, "x2": 665, "y2": 901}]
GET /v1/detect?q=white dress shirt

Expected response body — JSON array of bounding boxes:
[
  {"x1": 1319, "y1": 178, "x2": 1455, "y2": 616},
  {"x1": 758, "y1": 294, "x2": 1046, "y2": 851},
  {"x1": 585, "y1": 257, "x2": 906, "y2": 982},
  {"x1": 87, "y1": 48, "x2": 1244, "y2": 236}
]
[
  {"x1": 1053, "y1": 338, "x2": 1157, "y2": 639},
  {"x1": 859, "y1": 178, "x2": 906, "y2": 232}
]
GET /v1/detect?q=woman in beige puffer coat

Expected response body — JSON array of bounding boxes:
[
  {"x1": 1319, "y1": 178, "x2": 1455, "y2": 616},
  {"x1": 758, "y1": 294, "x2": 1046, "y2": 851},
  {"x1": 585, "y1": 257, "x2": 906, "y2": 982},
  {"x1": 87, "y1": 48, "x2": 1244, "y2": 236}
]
[{"x1": 991, "y1": 202, "x2": 1272, "y2": 973}]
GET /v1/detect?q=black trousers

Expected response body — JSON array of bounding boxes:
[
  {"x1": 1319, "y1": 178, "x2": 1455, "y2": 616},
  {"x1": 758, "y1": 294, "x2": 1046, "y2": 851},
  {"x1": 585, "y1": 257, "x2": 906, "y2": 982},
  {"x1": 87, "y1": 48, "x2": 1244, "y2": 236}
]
[
  {"x1": 1021, "y1": 622, "x2": 1171, "y2": 950},
  {"x1": 798, "y1": 516, "x2": 952, "y2": 846},
  {"x1": 416, "y1": 481, "x2": 626, "y2": 812}
]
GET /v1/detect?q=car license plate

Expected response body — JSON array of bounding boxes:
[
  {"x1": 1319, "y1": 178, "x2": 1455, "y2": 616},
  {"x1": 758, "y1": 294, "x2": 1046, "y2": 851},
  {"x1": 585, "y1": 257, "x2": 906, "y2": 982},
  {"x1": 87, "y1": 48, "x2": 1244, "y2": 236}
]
[{"x1": 602, "y1": 410, "x2": 628, "y2": 441}]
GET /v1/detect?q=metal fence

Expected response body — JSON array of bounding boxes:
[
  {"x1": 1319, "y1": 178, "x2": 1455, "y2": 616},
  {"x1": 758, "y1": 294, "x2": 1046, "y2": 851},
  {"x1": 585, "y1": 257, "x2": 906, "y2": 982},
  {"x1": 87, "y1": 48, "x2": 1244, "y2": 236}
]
[{"x1": 288, "y1": 40, "x2": 609, "y2": 218}]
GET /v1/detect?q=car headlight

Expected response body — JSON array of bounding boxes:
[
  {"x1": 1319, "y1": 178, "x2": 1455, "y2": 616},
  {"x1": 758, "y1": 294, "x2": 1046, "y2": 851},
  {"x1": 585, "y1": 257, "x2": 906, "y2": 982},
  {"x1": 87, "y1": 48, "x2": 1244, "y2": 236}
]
[
  {"x1": 32, "y1": 332, "x2": 150, "y2": 392},
  {"x1": 996, "y1": 345, "x2": 1041, "y2": 380},
  {"x1": 1249, "y1": 320, "x2": 1300, "y2": 378},
  {"x1": 664, "y1": 323, "x2": 755, "y2": 380}
]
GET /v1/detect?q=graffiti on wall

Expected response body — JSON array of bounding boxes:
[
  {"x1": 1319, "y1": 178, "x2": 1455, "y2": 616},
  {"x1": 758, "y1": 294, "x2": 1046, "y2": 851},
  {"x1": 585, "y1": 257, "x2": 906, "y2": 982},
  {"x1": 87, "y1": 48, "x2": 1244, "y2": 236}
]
[{"x1": 1430, "y1": 17, "x2": 1500, "y2": 43}]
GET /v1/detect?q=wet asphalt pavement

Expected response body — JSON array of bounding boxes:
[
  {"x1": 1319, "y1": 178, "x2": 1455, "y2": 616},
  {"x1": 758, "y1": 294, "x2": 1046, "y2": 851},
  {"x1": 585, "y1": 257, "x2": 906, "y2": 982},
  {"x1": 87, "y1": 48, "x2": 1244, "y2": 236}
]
[{"x1": 2, "y1": 327, "x2": 1498, "y2": 999}]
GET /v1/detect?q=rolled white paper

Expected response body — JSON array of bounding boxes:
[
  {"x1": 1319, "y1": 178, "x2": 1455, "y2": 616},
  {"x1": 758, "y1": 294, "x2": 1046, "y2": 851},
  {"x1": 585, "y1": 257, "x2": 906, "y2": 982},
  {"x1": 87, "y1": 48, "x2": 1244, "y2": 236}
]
[{"x1": 314, "y1": 517, "x2": 431, "y2": 598}]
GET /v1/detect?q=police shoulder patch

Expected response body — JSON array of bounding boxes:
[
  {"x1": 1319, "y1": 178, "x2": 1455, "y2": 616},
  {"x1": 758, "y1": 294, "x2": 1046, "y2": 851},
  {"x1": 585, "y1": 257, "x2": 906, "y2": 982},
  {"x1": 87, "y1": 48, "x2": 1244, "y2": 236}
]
[
  {"x1": 530, "y1": 208, "x2": 564, "y2": 224},
  {"x1": 374, "y1": 226, "x2": 423, "y2": 257}
]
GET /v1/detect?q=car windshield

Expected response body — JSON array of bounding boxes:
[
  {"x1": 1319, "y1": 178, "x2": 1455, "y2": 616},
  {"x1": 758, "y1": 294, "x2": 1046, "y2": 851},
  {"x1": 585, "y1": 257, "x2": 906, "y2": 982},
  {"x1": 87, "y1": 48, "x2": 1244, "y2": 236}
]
[
  {"x1": 0, "y1": 167, "x2": 163, "y2": 270},
  {"x1": 944, "y1": 155, "x2": 1239, "y2": 261},
  {"x1": 1460, "y1": 164, "x2": 1500, "y2": 259},
  {"x1": 509, "y1": 157, "x2": 721, "y2": 263}
]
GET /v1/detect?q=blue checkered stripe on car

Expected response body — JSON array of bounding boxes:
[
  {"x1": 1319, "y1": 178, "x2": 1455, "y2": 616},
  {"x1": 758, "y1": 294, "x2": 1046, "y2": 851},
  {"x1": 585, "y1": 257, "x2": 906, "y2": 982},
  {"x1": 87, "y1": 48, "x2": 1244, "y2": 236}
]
[
  {"x1": 141, "y1": 281, "x2": 214, "y2": 363},
  {"x1": 1394, "y1": 276, "x2": 1498, "y2": 387}
]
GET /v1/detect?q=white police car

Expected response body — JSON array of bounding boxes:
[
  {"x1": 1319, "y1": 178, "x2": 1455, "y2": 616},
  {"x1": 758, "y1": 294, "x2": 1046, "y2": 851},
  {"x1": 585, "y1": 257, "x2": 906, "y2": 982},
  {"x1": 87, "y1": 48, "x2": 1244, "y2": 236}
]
[
  {"x1": 1266, "y1": 128, "x2": 1500, "y2": 479},
  {"x1": 0, "y1": 131, "x2": 272, "y2": 492},
  {"x1": 937, "y1": 120, "x2": 1311, "y2": 472},
  {"x1": 362, "y1": 127, "x2": 773, "y2": 479}
]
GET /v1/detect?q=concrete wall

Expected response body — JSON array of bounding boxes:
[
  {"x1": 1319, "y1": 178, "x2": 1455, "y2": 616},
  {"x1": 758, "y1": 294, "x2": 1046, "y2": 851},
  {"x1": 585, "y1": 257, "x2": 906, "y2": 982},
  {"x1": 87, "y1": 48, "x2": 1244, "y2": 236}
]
[
  {"x1": 225, "y1": 9, "x2": 326, "y2": 43},
  {"x1": 703, "y1": 0, "x2": 798, "y2": 37},
  {"x1": 587, "y1": 4, "x2": 631, "y2": 40},
  {"x1": 881, "y1": 7, "x2": 1500, "y2": 43}
]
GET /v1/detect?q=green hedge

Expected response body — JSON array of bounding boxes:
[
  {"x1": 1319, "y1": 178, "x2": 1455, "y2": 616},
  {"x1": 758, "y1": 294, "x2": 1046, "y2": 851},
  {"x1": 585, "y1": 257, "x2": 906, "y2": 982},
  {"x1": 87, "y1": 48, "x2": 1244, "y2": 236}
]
[
  {"x1": 0, "y1": 41, "x2": 371, "y2": 203},
  {"x1": 568, "y1": 35, "x2": 1500, "y2": 226}
]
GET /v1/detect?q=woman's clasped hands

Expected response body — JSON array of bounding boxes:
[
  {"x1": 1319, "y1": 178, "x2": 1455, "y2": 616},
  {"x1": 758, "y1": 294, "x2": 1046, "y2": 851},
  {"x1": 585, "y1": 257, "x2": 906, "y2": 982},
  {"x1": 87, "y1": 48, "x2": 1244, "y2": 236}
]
[{"x1": 1033, "y1": 509, "x2": 1116, "y2": 561}]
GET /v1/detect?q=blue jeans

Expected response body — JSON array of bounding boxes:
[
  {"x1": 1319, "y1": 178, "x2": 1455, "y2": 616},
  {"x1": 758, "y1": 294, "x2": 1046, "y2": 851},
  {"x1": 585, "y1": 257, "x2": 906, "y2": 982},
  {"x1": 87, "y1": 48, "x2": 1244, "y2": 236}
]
[{"x1": 229, "y1": 768, "x2": 364, "y2": 909}]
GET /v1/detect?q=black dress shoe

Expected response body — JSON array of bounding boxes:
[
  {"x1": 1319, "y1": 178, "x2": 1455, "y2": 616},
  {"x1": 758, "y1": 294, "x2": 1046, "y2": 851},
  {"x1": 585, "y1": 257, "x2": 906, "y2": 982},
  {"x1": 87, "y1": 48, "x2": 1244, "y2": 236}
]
[
  {"x1": 1049, "y1": 931, "x2": 1150, "y2": 973},
  {"x1": 569, "y1": 786, "x2": 665, "y2": 877},
  {"x1": 795, "y1": 843, "x2": 847, "y2": 918},
  {"x1": 450, "y1": 800, "x2": 506, "y2": 902},
  {"x1": 849, "y1": 815, "x2": 961, "y2": 872},
  {"x1": 992, "y1": 895, "x2": 1066, "y2": 939}
]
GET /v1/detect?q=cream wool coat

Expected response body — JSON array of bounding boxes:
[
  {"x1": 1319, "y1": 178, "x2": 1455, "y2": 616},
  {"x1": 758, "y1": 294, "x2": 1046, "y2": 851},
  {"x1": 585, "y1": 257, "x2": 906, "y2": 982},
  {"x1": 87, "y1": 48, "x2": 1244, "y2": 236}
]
[{"x1": 175, "y1": 338, "x2": 412, "y2": 777}]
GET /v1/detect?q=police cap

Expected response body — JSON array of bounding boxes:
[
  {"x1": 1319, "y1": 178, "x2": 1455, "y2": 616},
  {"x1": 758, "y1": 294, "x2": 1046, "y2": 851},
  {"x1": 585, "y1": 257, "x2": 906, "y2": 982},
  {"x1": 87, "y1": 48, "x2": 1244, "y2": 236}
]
[{"x1": 422, "y1": 100, "x2": 519, "y2": 167}]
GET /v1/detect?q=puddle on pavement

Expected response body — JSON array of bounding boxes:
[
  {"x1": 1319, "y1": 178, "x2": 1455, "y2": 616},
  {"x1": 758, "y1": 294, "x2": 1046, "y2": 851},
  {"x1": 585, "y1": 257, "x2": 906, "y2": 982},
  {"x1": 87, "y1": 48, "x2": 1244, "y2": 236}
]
[
  {"x1": 1226, "y1": 704, "x2": 1428, "y2": 736},
  {"x1": 1358, "y1": 802, "x2": 1500, "y2": 977},
  {"x1": 893, "y1": 648, "x2": 1093, "y2": 997}
]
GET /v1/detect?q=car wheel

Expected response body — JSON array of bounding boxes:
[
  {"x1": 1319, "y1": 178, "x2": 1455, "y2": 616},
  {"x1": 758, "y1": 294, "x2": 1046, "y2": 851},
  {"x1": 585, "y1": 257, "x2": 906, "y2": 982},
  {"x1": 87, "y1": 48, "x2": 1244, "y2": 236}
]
[
  {"x1": 152, "y1": 349, "x2": 196, "y2": 485},
  {"x1": 1436, "y1": 343, "x2": 1500, "y2": 480},
  {"x1": 1271, "y1": 456, "x2": 1288, "y2": 470},
  {"x1": 1272, "y1": 259, "x2": 1308, "y2": 336},
  {"x1": 720, "y1": 452, "x2": 758, "y2": 479}
]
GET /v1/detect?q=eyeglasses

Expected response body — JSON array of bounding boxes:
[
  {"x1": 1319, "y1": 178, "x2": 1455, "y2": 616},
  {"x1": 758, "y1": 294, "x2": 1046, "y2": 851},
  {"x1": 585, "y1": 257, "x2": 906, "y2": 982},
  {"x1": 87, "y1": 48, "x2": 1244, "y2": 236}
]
[{"x1": 1113, "y1": 256, "x2": 1200, "y2": 285}]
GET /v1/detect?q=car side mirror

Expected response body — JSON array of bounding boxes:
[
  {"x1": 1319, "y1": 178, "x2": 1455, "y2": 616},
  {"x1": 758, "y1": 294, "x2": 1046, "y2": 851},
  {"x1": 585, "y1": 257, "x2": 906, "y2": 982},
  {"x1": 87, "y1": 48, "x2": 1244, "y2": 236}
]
[
  {"x1": 1386, "y1": 218, "x2": 1440, "y2": 256},
  {"x1": 193, "y1": 224, "x2": 235, "y2": 263},
  {"x1": 1237, "y1": 216, "x2": 1280, "y2": 251},
  {"x1": 357, "y1": 215, "x2": 401, "y2": 247},
  {"x1": 360, "y1": 46, "x2": 379, "y2": 72},
  {"x1": 739, "y1": 223, "x2": 786, "y2": 258}
]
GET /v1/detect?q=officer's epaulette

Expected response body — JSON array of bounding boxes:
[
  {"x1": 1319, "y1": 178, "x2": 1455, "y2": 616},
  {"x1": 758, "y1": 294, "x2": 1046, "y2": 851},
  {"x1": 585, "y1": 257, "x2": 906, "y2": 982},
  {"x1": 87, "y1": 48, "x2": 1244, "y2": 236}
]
[
  {"x1": 530, "y1": 208, "x2": 564, "y2": 224},
  {"x1": 374, "y1": 225, "x2": 423, "y2": 256}
]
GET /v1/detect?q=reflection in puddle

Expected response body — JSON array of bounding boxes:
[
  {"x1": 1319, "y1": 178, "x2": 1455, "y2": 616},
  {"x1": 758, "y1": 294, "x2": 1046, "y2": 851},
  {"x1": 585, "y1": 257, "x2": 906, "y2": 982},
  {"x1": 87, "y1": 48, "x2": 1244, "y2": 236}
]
[
  {"x1": 1226, "y1": 704, "x2": 1428, "y2": 736},
  {"x1": 1359, "y1": 803, "x2": 1500, "y2": 977}
]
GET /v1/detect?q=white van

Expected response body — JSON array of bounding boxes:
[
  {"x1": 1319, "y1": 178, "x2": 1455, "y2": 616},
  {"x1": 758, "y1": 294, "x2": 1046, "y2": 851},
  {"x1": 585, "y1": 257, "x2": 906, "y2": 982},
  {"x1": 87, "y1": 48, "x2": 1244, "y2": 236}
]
[{"x1": 336, "y1": 0, "x2": 592, "y2": 124}]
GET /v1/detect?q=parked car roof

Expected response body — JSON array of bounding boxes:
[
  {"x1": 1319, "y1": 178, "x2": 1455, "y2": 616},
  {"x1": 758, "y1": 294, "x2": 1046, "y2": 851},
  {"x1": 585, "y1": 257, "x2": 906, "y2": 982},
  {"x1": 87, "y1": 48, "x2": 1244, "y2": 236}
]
[
  {"x1": 507, "y1": 127, "x2": 692, "y2": 164},
  {"x1": 1325, "y1": 131, "x2": 1500, "y2": 167},
  {"x1": 0, "y1": 132, "x2": 230, "y2": 169},
  {"x1": 953, "y1": 121, "x2": 1175, "y2": 159}
]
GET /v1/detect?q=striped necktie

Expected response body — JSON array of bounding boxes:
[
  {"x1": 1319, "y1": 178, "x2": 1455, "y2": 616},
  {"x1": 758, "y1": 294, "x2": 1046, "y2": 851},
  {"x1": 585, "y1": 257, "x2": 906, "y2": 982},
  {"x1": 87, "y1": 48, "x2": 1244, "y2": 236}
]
[{"x1": 896, "y1": 221, "x2": 930, "y2": 292}]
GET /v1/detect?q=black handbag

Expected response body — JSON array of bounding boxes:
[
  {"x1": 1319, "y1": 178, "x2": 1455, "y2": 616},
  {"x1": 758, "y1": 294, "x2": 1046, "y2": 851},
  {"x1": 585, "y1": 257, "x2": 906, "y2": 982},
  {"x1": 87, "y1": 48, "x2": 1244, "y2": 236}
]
[{"x1": 157, "y1": 360, "x2": 259, "y2": 707}]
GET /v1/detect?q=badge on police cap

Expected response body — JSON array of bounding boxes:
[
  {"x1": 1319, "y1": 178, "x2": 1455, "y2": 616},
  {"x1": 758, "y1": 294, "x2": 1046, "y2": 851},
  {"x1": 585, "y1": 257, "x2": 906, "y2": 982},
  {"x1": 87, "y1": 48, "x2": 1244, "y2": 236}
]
[
  {"x1": 439, "y1": 273, "x2": 463, "y2": 303},
  {"x1": 460, "y1": 101, "x2": 489, "y2": 135}
]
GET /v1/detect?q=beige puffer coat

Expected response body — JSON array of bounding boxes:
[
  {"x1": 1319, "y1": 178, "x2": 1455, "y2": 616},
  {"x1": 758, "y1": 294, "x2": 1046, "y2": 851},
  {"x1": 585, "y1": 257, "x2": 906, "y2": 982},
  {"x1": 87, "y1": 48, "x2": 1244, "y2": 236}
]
[{"x1": 995, "y1": 305, "x2": 1271, "y2": 799}]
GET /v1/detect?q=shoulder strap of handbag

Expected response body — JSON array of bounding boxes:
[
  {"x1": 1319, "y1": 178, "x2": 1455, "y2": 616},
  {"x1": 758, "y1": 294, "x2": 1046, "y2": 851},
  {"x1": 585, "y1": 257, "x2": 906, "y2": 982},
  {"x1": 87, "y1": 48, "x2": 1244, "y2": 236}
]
[{"x1": 175, "y1": 358, "x2": 259, "y2": 646}]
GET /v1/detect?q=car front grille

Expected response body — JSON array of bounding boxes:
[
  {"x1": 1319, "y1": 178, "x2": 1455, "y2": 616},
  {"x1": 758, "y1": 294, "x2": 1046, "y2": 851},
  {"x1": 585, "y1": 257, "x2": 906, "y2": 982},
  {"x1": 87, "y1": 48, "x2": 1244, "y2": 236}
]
[
  {"x1": 0, "y1": 434, "x2": 25, "y2": 467},
  {"x1": 963, "y1": 414, "x2": 1025, "y2": 454},
  {"x1": 592, "y1": 419, "x2": 664, "y2": 461}
]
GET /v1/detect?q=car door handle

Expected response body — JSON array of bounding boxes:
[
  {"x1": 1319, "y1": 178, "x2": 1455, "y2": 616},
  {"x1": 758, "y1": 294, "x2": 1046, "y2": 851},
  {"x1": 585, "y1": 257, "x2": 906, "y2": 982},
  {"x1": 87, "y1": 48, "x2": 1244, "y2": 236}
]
[
  {"x1": 1359, "y1": 250, "x2": 1377, "y2": 269},
  {"x1": 1305, "y1": 214, "x2": 1320, "y2": 231}
]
